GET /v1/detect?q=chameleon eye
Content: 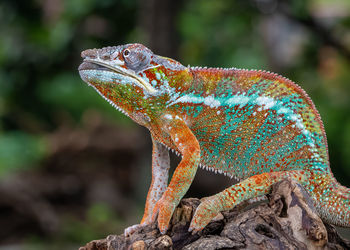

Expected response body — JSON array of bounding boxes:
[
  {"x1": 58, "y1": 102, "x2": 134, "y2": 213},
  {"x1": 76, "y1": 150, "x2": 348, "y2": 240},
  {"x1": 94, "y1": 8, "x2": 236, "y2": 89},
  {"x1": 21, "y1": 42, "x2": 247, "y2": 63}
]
[
  {"x1": 123, "y1": 49, "x2": 130, "y2": 57},
  {"x1": 122, "y1": 46, "x2": 152, "y2": 72}
]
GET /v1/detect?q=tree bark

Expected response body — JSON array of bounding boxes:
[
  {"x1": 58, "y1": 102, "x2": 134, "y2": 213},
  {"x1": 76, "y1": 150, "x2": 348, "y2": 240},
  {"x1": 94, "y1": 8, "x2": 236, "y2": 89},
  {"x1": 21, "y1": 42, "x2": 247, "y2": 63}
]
[{"x1": 79, "y1": 179, "x2": 350, "y2": 250}]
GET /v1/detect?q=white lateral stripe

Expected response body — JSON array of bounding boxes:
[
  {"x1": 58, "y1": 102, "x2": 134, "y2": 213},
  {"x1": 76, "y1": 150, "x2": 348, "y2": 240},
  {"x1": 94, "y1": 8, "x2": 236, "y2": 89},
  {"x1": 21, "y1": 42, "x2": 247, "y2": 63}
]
[
  {"x1": 255, "y1": 96, "x2": 276, "y2": 109},
  {"x1": 226, "y1": 95, "x2": 250, "y2": 106}
]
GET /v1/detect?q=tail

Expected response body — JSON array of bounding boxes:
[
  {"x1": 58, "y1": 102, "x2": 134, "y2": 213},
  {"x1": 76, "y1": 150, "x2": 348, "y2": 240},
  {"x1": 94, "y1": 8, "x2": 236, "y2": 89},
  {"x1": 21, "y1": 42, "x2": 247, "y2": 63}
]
[{"x1": 308, "y1": 171, "x2": 350, "y2": 227}]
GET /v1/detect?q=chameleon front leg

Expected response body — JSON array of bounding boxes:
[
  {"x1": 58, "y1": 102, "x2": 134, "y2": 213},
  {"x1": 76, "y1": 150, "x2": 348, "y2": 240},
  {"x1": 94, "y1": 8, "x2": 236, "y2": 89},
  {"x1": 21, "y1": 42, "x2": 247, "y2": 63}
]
[
  {"x1": 189, "y1": 170, "x2": 309, "y2": 233},
  {"x1": 152, "y1": 114, "x2": 200, "y2": 234},
  {"x1": 124, "y1": 136, "x2": 170, "y2": 236},
  {"x1": 141, "y1": 136, "x2": 170, "y2": 224}
]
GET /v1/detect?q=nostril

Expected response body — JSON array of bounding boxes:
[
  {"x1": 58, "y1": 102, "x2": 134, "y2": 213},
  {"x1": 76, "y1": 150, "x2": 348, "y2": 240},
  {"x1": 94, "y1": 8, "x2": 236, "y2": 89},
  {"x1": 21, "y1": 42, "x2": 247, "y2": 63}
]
[
  {"x1": 81, "y1": 48, "x2": 97, "y2": 59},
  {"x1": 101, "y1": 54, "x2": 110, "y2": 60}
]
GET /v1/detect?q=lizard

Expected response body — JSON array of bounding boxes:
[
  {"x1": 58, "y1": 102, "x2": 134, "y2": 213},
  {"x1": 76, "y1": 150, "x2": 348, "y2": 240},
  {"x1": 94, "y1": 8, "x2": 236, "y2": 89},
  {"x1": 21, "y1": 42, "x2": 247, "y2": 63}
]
[{"x1": 78, "y1": 43, "x2": 350, "y2": 236}]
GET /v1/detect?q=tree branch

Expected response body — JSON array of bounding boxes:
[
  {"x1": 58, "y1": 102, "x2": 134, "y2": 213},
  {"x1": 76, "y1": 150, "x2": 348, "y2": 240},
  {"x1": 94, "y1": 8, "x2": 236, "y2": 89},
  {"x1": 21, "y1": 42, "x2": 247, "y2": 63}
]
[{"x1": 79, "y1": 179, "x2": 350, "y2": 250}]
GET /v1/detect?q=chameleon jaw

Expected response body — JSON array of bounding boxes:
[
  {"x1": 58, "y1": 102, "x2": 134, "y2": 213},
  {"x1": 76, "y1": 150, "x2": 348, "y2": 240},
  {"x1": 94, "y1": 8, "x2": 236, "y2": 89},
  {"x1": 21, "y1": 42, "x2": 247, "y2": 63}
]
[{"x1": 81, "y1": 58, "x2": 158, "y2": 94}]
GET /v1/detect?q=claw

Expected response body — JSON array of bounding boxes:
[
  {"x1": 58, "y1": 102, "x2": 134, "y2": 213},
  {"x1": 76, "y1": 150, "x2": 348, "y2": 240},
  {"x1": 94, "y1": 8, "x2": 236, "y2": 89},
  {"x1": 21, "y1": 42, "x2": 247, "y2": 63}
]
[{"x1": 124, "y1": 224, "x2": 142, "y2": 237}]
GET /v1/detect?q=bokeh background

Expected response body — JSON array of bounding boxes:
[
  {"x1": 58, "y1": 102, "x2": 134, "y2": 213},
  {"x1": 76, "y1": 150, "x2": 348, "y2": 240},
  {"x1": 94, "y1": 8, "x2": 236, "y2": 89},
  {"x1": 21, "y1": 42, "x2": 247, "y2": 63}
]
[{"x1": 0, "y1": 0, "x2": 349, "y2": 248}]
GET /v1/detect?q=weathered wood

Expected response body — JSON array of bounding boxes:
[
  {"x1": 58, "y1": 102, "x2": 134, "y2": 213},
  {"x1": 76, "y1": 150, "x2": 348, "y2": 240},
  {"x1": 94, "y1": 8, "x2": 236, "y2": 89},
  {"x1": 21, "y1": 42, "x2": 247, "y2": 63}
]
[{"x1": 79, "y1": 179, "x2": 350, "y2": 250}]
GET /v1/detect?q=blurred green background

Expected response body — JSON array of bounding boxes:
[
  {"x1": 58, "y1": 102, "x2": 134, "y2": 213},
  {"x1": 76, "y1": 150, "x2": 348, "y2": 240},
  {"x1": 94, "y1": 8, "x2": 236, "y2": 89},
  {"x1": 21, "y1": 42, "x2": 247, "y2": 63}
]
[{"x1": 0, "y1": 0, "x2": 349, "y2": 248}]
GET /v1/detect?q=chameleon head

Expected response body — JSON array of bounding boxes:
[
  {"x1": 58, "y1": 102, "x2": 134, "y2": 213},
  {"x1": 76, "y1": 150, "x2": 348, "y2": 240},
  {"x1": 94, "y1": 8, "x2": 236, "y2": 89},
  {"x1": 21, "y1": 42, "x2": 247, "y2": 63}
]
[
  {"x1": 78, "y1": 43, "x2": 189, "y2": 121},
  {"x1": 78, "y1": 43, "x2": 158, "y2": 94}
]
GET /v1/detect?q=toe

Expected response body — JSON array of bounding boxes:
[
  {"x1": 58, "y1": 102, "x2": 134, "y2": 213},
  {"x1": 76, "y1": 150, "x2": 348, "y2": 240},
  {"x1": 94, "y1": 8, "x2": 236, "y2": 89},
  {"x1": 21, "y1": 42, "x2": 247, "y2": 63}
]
[
  {"x1": 124, "y1": 224, "x2": 142, "y2": 237},
  {"x1": 189, "y1": 200, "x2": 219, "y2": 233},
  {"x1": 158, "y1": 200, "x2": 177, "y2": 234}
]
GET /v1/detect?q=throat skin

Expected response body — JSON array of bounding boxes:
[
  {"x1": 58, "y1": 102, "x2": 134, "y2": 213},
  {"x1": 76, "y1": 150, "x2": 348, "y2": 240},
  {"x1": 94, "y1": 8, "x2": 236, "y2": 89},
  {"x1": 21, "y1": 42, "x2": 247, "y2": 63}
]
[{"x1": 78, "y1": 43, "x2": 350, "y2": 236}]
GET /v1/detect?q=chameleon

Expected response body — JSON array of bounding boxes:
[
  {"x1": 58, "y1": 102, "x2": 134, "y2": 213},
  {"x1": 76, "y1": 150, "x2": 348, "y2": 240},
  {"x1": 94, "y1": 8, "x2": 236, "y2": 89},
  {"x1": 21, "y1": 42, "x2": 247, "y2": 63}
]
[{"x1": 78, "y1": 43, "x2": 350, "y2": 235}]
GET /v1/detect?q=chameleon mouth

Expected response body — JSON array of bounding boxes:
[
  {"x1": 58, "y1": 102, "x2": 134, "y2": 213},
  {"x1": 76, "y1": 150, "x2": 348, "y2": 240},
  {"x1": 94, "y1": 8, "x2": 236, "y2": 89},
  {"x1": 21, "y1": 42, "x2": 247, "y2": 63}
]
[
  {"x1": 78, "y1": 61, "x2": 114, "y2": 72},
  {"x1": 79, "y1": 59, "x2": 157, "y2": 94}
]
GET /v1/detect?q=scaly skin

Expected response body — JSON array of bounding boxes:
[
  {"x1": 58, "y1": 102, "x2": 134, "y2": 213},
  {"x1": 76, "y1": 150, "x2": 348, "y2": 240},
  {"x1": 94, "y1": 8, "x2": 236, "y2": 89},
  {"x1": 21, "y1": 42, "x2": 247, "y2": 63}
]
[{"x1": 78, "y1": 43, "x2": 350, "y2": 235}]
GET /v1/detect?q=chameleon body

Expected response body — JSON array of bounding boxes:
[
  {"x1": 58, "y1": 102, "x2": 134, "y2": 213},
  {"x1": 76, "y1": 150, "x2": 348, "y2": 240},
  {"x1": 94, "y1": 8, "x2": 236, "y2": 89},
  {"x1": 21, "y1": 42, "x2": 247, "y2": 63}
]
[{"x1": 78, "y1": 43, "x2": 350, "y2": 235}]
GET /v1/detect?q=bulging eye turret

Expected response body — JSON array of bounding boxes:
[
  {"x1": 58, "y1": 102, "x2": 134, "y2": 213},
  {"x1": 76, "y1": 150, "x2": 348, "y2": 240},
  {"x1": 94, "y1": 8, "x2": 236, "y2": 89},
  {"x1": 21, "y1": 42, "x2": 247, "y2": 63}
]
[{"x1": 122, "y1": 45, "x2": 152, "y2": 73}]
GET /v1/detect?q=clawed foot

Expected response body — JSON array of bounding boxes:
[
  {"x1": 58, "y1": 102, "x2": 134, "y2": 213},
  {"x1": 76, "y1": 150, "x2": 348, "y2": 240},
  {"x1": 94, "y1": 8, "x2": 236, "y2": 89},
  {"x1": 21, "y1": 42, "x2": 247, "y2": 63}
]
[
  {"x1": 151, "y1": 197, "x2": 177, "y2": 234},
  {"x1": 189, "y1": 198, "x2": 220, "y2": 234},
  {"x1": 126, "y1": 197, "x2": 221, "y2": 236},
  {"x1": 125, "y1": 197, "x2": 177, "y2": 236}
]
